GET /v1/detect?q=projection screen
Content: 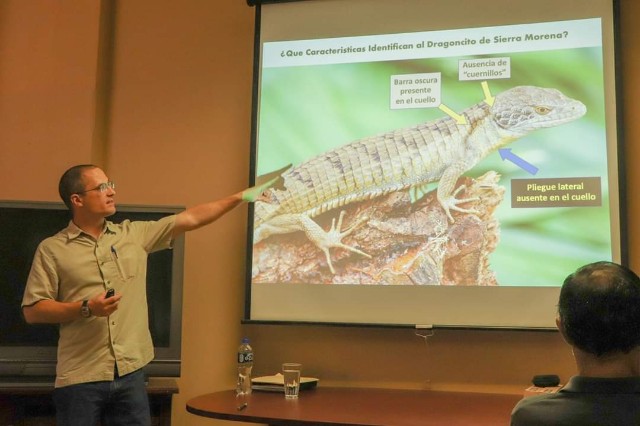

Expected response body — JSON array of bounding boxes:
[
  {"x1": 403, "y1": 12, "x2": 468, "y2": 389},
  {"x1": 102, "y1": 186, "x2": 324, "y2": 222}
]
[{"x1": 245, "y1": 0, "x2": 624, "y2": 329}]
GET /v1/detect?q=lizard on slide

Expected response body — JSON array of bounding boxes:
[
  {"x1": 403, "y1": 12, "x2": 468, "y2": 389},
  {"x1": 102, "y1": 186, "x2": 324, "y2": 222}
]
[{"x1": 253, "y1": 85, "x2": 587, "y2": 273}]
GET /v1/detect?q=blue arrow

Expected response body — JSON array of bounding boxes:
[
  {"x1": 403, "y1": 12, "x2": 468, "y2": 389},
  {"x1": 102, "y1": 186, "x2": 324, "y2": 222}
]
[{"x1": 498, "y1": 148, "x2": 539, "y2": 175}]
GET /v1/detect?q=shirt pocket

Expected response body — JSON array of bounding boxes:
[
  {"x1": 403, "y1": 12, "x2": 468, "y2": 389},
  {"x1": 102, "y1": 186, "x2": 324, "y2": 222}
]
[{"x1": 110, "y1": 246, "x2": 138, "y2": 282}]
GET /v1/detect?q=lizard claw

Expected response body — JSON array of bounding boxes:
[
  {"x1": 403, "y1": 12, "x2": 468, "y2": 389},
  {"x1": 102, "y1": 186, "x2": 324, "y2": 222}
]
[
  {"x1": 440, "y1": 185, "x2": 479, "y2": 222},
  {"x1": 315, "y1": 211, "x2": 371, "y2": 273},
  {"x1": 255, "y1": 211, "x2": 370, "y2": 273}
]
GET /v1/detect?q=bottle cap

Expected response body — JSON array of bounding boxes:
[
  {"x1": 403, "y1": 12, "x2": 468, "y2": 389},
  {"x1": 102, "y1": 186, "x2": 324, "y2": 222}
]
[{"x1": 242, "y1": 337, "x2": 250, "y2": 344}]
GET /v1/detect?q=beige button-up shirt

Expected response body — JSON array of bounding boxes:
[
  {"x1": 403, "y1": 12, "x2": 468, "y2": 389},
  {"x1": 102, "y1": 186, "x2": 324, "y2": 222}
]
[{"x1": 22, "y1": 215, "x2": 176, "y2": 388}]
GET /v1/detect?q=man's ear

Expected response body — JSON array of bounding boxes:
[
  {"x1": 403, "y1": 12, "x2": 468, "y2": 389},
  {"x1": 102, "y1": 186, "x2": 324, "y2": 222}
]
[
  {"x1": 70, "y1": 194, "x2": 83, "y2": 208},
  {"x1": 556, "y1": 315, "x2": 569, "y2": 344}
]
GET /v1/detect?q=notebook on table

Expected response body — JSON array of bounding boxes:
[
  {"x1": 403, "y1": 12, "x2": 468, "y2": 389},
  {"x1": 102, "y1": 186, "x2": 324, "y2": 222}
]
[{"x1": 251, "y1": 373, "x2": 319, "y2": 392}]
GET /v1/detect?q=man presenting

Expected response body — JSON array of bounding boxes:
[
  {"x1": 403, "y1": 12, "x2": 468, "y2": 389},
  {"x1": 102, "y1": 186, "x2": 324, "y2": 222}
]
[{"x1": 22, "y1": 164, "x2": 284, "y2": 426}]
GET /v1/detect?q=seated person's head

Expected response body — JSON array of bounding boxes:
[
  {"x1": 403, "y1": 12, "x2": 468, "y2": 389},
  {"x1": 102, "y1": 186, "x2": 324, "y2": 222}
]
[{"x1": 557, "y1": 261, "x2": 640, "y2": 358}]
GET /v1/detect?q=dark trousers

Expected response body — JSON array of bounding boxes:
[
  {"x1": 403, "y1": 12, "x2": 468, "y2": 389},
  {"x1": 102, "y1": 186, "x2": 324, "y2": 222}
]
[{"x1": 53, "y1": 368, "x2": 150, "y2": 426}]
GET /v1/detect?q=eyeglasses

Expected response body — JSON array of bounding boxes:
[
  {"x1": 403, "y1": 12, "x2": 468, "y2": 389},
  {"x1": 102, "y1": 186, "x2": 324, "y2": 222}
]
[{"x1": 76, "y1": 181, "x2": 116, "y2": 194}]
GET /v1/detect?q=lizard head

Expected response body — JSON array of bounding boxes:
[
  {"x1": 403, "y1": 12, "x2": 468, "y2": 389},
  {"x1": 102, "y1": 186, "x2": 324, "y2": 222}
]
[{"x1": 492, "y1": 86, "x2": 587, "y2": 137}]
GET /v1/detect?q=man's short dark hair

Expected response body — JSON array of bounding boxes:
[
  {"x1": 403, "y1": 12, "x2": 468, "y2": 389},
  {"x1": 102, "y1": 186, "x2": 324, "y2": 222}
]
[
  {"x1": 58, "y1": 164, "x2": 97, "y2": 210},
  {"x1": 558, "y1": 261, "x2": 640, "y2": 357}
]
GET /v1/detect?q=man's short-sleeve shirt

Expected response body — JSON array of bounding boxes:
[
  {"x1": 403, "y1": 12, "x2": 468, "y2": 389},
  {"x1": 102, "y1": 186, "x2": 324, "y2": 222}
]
[{"x1": 22, "y1": 215, "x2": 176, "y2": 388}]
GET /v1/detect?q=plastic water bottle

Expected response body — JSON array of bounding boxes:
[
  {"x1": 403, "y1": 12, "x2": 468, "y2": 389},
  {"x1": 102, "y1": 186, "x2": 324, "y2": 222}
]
[{"x1": 236, "y1": 337, "x2": 253, "y2": 395}]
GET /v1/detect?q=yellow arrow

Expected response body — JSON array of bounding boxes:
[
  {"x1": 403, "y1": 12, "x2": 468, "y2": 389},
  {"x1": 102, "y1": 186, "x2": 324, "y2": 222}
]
[
  {"x1": 438, "y1": 104, "x2": 467, "y2": 125},
  {"x1": 481, "y1": 81, "x2": 495, "y2": 106}
]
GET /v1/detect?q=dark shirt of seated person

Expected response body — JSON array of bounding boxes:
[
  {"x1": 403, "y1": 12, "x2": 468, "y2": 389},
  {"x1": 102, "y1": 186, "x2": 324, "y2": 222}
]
[{"x1": 511, "y1": 261, "x2": 640, "y2": 426}]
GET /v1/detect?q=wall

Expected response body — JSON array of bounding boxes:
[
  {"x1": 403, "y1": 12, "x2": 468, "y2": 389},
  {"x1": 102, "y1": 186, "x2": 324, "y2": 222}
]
[{"x1": 0, "y1": 1, "x2": 638, "y2": 425}]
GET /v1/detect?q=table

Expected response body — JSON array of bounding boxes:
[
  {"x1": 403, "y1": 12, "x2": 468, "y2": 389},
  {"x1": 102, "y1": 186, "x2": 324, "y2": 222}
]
[{"x1": 186, "y1": 387, "x2": 523, "y2": 426}]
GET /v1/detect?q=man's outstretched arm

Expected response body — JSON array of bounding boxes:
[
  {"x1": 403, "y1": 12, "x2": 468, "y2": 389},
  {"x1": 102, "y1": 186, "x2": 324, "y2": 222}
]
[
  {"x1": 172, "y1": 164, "x2": 290, "y2": 237},
  {"x1": 173, "y1": 192, "x2": 244, "y2": 237}
]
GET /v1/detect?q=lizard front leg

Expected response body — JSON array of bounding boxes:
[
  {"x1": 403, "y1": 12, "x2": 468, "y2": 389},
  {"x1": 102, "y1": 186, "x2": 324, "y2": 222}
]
[
  {"x1": 436, "y1": 161, "x2": 480, "y2": 222},
  {"x1": 255, "y1": 211, "x2": 370, "y2": 273}
]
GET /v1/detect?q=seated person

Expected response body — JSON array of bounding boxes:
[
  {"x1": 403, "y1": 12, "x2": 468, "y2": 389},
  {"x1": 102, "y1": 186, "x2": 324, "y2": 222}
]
[{"x1": 511, "y1": 261, "x2": 640, "y2": 426}]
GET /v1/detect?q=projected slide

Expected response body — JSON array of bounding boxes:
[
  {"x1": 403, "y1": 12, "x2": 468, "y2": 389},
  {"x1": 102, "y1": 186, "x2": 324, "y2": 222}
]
[{"x1": 251, "y1": 18, "x2": 614, "y2": 290}]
